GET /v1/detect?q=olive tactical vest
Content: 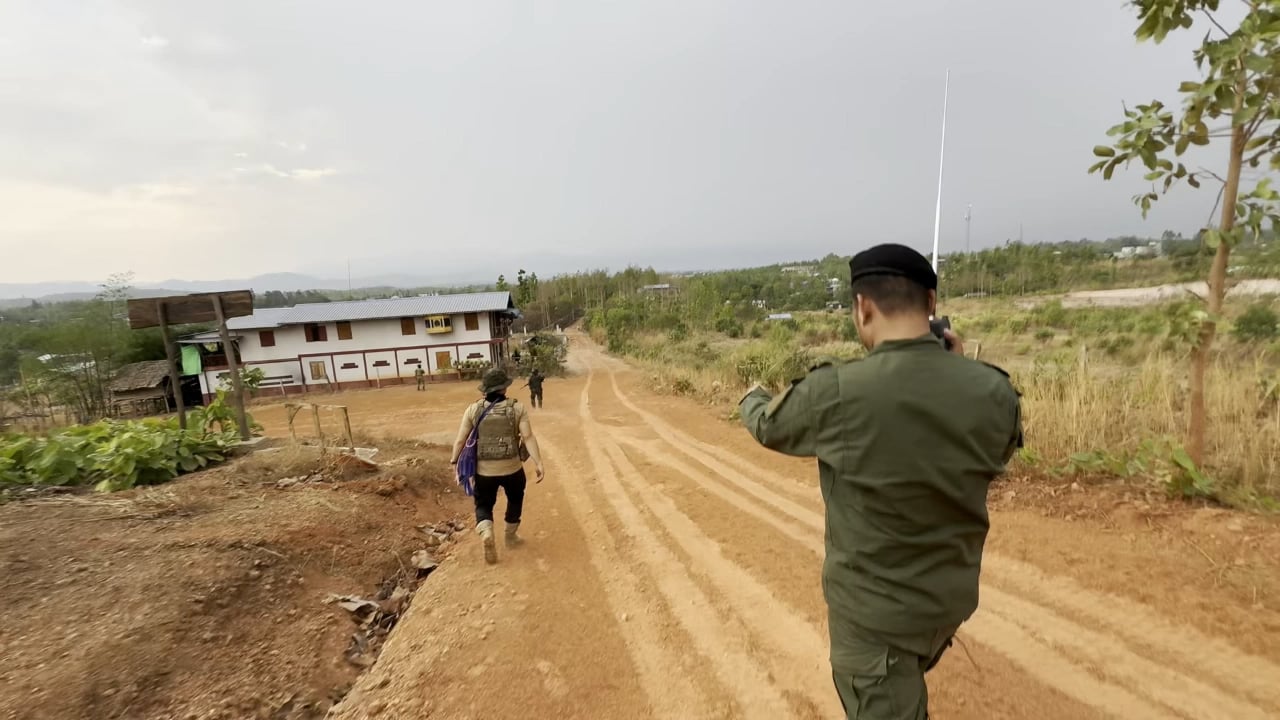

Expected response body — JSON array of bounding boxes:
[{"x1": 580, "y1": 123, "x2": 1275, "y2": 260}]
[{"x1": 476, "y1": 400, "x2": 520, "y2": 461}]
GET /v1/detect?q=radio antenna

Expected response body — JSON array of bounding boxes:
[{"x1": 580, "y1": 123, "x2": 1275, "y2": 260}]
[{"x1": 931, "y1": 69, "x2": 950, "y2": 275}]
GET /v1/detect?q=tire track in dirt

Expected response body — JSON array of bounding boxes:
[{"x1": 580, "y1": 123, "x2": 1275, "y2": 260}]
[
  {"x1": 590, "y1": 347, "x2": 1277, "y2": 719},
  {"x1": 612, "y1": 350, "x2": 1280, "y2": 709},
  {"x1": 982, "y1": 586, "x2": 1270, "y2": 720},
  {"x1": 536, "y1": 432, "x2": 713, "y2": 718},
  {"x1": 599, "y1": 441, "x2": 842, "y2": 718},
  {"x1": 617, "y1": 422, "x2": 1172, "y2": 717},
  {"x1": 577, "y1": 369, "x2": 793, "y2": 719},
  {"x1": 604, "y1": 363, "x2": 821, "y2": 511},
  {"x1": 617, "y1": 437, "x2": 825, "y2": 556},
  {"x1": 960, "y1": 610, "x2": 1169, "y2": 720},
  {"x1": 982, "y1": 556, "x2": 1280, "y2": 711}
]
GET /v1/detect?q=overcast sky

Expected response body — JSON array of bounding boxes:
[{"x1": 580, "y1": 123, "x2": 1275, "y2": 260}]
[{"x1": 0, "y1": 1, "x2": 1225, "y2": 285}]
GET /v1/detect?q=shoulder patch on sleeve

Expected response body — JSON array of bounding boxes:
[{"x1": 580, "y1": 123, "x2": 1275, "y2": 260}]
[
  {"x1": 764, "y1": 383, "x2": 796, "y2": 418},
  {"x1": 981, "y1": 360, "x2": 1022, "y2": 396},
  {"x1": 808, "y1": 358, "x2": 835, "y2": 373},
  {"x1": 980, "y1": 360, "x2": 1010, "y2": 378}
]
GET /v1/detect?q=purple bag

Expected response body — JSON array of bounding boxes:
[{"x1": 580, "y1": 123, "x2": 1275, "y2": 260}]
[{"x1": 455, "y1": 401, "x2": 497, "y2": 496}]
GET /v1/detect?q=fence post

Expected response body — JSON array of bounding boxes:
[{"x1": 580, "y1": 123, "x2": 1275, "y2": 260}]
[
  {"x1": 285, "y1": 403, "x2": 301, "y2": 442},
  {"x1": 311, "y1": 404, "x2": 324, "y2": 454},
  {"x1": 340, "y1": 406, "x2": 355, "y2": 453}
]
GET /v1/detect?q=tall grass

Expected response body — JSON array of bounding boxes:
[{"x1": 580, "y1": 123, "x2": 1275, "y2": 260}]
[
  {"x1": 614, "y1": 302, "x2": 1280, "y2": 508},
  {"x1": 1016, "y1": 351, "x2": 1280, "y2": 505}
]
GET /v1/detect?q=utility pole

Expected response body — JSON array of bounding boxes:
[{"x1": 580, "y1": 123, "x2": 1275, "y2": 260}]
[{"x1": 965, "y1": 204, "x2": 973, "y2": 254}]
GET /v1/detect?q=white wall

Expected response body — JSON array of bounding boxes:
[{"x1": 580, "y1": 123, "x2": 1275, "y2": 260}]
[
  {"x1": 198, "y1": 357, "x2": 305, "y2": 398},
  {"x1": 233, "y1": 311, "x2": 500, "y2": 386}
]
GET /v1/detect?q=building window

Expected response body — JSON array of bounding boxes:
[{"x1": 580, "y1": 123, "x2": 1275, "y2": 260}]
[
  {"x1": 340, "y1": 362, "x2": 358, "y2": 370},
  {"x1": 309, "y1": 361, "x2": 328, "y2": 380},
  {"x1": 425, "y1": 315, "x2": 452, "y2": 334},
  {"x1": 400, "y1": 317, "x2": 415, "y2": 336},
  {"x1": 464, "y1": 313, "x2": 479, "y2": 331},
  {"x1": 336, "y1": 321, "x2": 353, "y2": 340},
  {"x1": 372, "y1": 360, "x2": 390, "y2": 368},
  {"x1": 304, "y1": 324, "x2": 328, "y2": 343},
  {"x1": 259, "y1": 330, "x2": 276, "y2": 348},
  {"x1": 403, "y1": 357, "x2": 421, "y2": 365}
]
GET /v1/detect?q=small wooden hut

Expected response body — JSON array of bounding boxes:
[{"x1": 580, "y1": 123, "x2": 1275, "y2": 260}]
[{"x1": 109, "y1": 360, "x2": 174, "y2": 417}]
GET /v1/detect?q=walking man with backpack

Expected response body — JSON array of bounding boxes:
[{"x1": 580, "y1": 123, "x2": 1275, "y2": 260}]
[{"x1": 449, "y1": 367, "x2": 546, "y2": 564}]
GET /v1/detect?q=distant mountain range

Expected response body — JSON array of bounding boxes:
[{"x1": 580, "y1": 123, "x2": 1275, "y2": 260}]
[{"x1": 0, "y1": 272, "x2": 490, "y2": 306}]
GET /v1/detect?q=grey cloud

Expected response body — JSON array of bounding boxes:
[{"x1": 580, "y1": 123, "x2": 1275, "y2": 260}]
[{"x1": 0, "y1": 0, "x2": 1229, "y2": 283}]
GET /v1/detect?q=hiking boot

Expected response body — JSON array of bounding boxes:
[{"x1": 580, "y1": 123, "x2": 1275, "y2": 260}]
[
  {"x1": 505, "y1": 523, "x2": 524, "y2": 548},
  {"x1": 477, "y1": 520, "x2": 498, "y2": 564}
]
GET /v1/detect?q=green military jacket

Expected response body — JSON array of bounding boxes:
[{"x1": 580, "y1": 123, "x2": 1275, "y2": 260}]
[{"x1": 739, "y1": 334, "x2": 1022, "y2": 670}]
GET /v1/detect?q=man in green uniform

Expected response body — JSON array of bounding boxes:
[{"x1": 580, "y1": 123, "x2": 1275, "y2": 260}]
[
  {"x1": 525, "y1": 368, "x2": 545, "y2": 409},
  {"x1": 739, "y1": 243, "x2": 1023, "y2": 720}
]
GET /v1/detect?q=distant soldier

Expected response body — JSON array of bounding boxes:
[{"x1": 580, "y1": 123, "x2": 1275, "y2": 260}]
[
  {"x1": 511, "y1": 348, "x2": 522, "y2": 366},
  {"x1": 525, "y1": 368, "x2": 545, "y2": 409},
  {"x1": 449, "y1": 368, "x2": 546, "y2": 564},
  {"x1": 738, "y1": 244, "x2": 1023, "y2": 720},
  {"x1": 414, "y1": 364, "x2": 426, "y2": 391}
]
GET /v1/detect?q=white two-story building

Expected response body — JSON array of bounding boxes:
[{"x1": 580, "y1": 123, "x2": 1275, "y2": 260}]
[{"x1": 181, "y1": 291, "x2": 518, "y2": 402}]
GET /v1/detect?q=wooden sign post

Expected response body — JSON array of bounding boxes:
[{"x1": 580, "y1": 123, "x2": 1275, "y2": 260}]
[{"x1": 127, "y1": 290, "x2": 254, "y2": 440}]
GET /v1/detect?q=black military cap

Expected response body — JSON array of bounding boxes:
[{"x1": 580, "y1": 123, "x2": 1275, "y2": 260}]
[{"x1": 848, "y1": 243, "x2": 937, "y2": 291}]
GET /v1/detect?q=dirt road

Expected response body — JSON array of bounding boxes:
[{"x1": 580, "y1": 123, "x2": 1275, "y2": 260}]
[{"x1": 275, "y1": 338, "x2": 1280, "y2": 719}]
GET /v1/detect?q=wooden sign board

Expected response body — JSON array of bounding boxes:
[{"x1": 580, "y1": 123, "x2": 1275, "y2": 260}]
[{"x1": 126, "y1": 290, "x2": 255, "y2": 330}]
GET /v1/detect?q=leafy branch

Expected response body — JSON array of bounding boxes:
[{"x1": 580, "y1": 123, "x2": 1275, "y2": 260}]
[{"x1": 1090, "y1": 0, "x2": 1280, "y2": 465}]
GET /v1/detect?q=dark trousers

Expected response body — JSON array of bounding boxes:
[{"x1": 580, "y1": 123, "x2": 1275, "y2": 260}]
[
  {"x1": 530, "y1": 388, "x2": 543, "y2": 408},
  {"x1": 474, "y1": 468, "x2": 527, "y2": 525},
  {"x1": 831, "y1": 625, "x2": 955, "y2": 720}
]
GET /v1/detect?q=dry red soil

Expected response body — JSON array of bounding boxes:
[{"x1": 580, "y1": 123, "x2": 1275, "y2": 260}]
[{"x1": 4, "y1": 334, "x2": 1279, "y2": 719}]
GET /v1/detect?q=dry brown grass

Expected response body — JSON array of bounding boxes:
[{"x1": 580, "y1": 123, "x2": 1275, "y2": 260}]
[
  {"x1": 1014, "y1": 351, "x2": 1280, "y2": 504},
  {"x1": 623, "y1": 324, "x2": 1280, "y2": 508}
]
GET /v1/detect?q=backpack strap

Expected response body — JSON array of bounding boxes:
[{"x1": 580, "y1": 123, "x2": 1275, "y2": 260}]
[{"x1": 466, "y1": 400, "x2": 499, "y2": 446}]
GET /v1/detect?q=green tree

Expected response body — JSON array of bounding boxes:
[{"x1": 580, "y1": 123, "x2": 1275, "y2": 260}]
[
  {"x1": 496, "y1": 275, "x2": 509, "y2": 291},
  {"x1": 1089, "y1": 0, "x2": 1280, "y2": 465}
]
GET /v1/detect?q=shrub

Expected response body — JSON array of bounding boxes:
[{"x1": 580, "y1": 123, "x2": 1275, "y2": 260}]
[
  {"x1": 1032, "y1": 300, "x2": 1068, "y2": 328},
  {"x1": 0, "y1": 409, "x2": 241, "y2": 493},
  {"x1": 733, "y1": 344, "x2": 813, "y2": 389},
  {"x1": 1234, "y1": 303, "x2": 1279, "y2": 342},
  {"x1": 840, "y1": 317, "x2": 859, "y2": 342},
  {"x1": 714, "y1": 316, "x2": 744, "y2": 338}
]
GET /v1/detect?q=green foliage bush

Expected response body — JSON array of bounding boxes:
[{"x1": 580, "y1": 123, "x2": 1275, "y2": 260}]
[
  {"x1": 714, "y1": 316, "x2": 744, "y2": 338},
  {"x1": 1234, "y1": 303, "x2": 1279, "y2": 342},
  {"x1": 837, "y1": 317, "x2": 857, "y2": 342},
  {"x1": 519, "y1": 333, "x2": 568, "y2": 376},
  {"x1": 0, "y1": 394, "x2": 247, "y2": 492},
  {"x1": 732, "y1": 345, "x2": 813, "y2": 390},
  {"x1": 1060, "y1": 438, "x2": 1215, "y2": 500}
]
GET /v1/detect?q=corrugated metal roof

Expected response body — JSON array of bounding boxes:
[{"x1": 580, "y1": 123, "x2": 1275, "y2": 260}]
[
  {"x1": 226, "y1": 292, "x2": 514, "y2": 329},
  {"x1": 225, "y1": 307, "x2": 292, "y2": 330},
  {"x1": 177, "y1": 330, "x2": 234, "y2": 344}
]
